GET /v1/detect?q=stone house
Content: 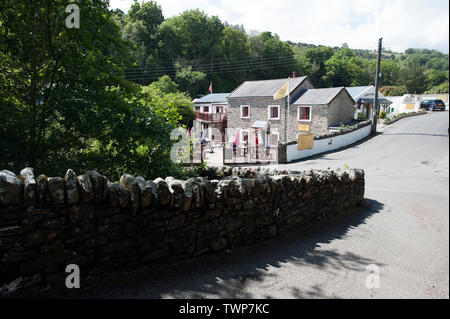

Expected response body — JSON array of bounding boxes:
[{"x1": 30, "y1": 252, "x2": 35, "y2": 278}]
[
  {"x1": 291, "y1": 87, "x2": 356, "y2": 137},
  {"x1": 226, "y1": 77, "x2": 314, "y2": 147},
  {"x1": 226, "y1": 77, "x2": 356, "y2": 146}
]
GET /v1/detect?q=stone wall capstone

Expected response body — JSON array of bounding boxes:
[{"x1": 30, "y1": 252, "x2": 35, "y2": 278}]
[{"x1": 0, "y1": 166, "x2": 365, "y2": 293}]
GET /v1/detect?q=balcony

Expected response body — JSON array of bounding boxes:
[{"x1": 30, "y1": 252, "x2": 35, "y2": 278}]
[{"x1": 195, "y1": 112, "x2": 227, "y2": 123}]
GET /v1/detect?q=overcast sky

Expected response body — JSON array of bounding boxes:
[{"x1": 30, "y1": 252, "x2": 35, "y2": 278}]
[{"x1": 109, "y1": 0, "x2": 449, "y2": 53}]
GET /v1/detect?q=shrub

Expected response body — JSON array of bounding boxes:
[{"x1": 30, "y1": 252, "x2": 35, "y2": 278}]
[{"x1": 379, "y1": 111, "x2": 386, "y2": 119}]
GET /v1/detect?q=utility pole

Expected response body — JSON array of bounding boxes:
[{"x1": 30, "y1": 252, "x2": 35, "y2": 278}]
[{"x1": 372, "y1": 37, "x2": 383, "y2": 135}]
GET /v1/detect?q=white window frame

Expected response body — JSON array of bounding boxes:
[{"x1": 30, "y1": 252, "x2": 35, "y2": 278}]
[
  {"x1": 267, "y1": 105, "x2": 280, "y2": 120},
  {"x1": 269, "y1": 132, "x2": 279, "y2": 146},
  {"x1": 240, "y1": 105, "x2": 250, "y2": 119},
  {"x1": 297, "y1": 105, "x2": 312, "y2": 122}
]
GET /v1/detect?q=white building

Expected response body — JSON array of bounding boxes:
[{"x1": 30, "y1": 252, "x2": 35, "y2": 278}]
[
  {"x1": 386, "y1": 93, "x2": 449, "y2": 115},
  {"x1": 346, "y1": 86, "x2": 392, "y2": 120},
  {"x1": 192, "y1": 93, "x2": 230, "y2": 140}
]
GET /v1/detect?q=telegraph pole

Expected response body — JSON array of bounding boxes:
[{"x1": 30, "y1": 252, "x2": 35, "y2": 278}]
[{"x1": 371, "y1": 37, "x2": 383, "y2": 135}]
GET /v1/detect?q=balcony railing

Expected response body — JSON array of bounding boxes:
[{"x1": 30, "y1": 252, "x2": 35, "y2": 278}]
[{"x1": 195, "y1": 112, "x2": 227, "y2": 123}]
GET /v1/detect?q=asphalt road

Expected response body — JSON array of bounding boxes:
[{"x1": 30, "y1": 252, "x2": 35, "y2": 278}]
[{"x1": 17, "y1": 111, "x2": 449, "y2": 299}]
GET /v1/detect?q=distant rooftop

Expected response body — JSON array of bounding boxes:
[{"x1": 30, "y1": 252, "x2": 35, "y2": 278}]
[
  {"x1": 193, "y1": 93, "x2": 230, "y2": 103},
  {"x1": 228, "y1": 76, "x2": 309, "y2": 98},
  {"x1": 292, "y1": 87, "x2": 350, "y2": 105},
  {"x1": 345, "y1": 86, "x2": 372, "y2": 99}
]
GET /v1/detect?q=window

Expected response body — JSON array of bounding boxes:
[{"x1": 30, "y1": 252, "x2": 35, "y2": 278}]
[
  {"x1": 241, "y1": 130, "x2": 249, "y2": 144},
  {"x1": 203, "y1": 106, "x2": 209, "y2": 113},
  {"x1": 195, "y1": 106, "x2": 200, "y2": 112},
  {"x1": 240, "y1": 105, "x2": 250, "y2": 118},
  {"x1": 216, "y1": 106, "x2": 223, "y2": 113},
  {"x1": 298, "y1": 106, "x2": 311, "y2": 121},
  {"x1": 268, "y1": 105, "x2": 280, "y2": 120}
]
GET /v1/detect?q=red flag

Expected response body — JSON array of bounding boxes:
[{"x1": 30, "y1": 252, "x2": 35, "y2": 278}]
[{"x1": 208, "y1": 82, "x2": 212, "y2": 93}]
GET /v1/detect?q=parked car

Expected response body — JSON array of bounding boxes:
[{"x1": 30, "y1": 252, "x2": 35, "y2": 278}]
[{"x1": 420, "y1": 99, "x2": 446, "y2": 111}]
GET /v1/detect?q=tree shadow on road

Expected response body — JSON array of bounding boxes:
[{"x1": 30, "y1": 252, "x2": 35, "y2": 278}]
[{"x1": 15, "y1": 199, "x2": 384, "y2": 299}]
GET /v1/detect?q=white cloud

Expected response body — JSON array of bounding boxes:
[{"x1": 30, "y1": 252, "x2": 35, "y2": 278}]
[{"x1": 109, "y1": 0, "x2": 449, "y2": 53}]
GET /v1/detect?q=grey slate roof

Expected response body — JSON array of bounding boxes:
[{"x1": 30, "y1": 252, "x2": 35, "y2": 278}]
[
  {"x1": 227, "y1": 77, "x2": 308, "y2": 98},
  {"x1": 292, "y1": 87, "x2": 351, "y2": 105},
  {"x1": 193, "y1": 93, "x2": 230, "y2": 104}
]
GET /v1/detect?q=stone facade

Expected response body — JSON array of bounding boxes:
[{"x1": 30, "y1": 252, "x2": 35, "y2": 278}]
[
  {"x1": 228, "y1": 80, "x2": 356, "y2": 144},
  {"x1": 0, "y1": 166, "x2": 365, "y2": 293},
  {"x1": 292, "y1": 89, "x2": 356, "y2": 138},
  {"x1": 326, "y1": 89, "x2": 356, "y2": 127},
  {"x1": 227, "y1": 79, "x2": 314, "y2": 143},
  {"x1": 289, "y1": 104, "x2": 328, "y2": 139}
]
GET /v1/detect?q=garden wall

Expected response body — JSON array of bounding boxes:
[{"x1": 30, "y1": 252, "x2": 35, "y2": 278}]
[
  {"x1": 0, "y1": 166, "x2": 365, "y2": 293},
  {"x1": 278, "y1": 121, "x2": 372, "y2": 163}
]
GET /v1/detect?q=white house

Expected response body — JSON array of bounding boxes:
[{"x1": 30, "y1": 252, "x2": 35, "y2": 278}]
[
  {"x1": 192, "y1": 93, "x2": 230, "y2": 140},
  {"x1": 346, "y1": 86, "x2": 392, "y2": 120}
]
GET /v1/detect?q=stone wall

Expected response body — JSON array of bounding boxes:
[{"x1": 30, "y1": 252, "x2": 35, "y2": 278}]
[{"x1": 0, "y1": 166, "x2": 365, "y2": 292}]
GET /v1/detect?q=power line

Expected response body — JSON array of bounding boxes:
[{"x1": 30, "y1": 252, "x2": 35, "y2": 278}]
[
  {"x1": 121, "y1": 55, "x2": 296, "y2": 75},
  {"x1": 122, "y1": 59, "x2": 298, "y2": 82},
  {"x1": 125, "y1": 52, "x2": 298, "y2": 68},
  {"x1": 119, "y1": 56, "x2": 298, "y2": 82}
]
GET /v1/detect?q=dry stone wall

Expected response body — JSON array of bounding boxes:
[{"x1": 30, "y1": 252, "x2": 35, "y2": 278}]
[{"x1": 0, "y1": 166, "x2": 365, "y2": 292}]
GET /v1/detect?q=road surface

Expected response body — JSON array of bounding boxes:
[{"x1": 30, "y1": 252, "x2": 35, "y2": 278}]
[{"x1": 17, "y1": 111, "x2": 450, "y2": 299}]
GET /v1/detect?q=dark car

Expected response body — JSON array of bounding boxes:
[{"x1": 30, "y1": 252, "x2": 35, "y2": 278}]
[{"x1": 420, "y1": 99, "x2": 446, "y2": 111}]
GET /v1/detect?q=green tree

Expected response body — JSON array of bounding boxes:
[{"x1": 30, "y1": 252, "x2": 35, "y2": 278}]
[
  {"x1": 303, "y1": 46, "x2": 335, "y2": 87},
  {"x1": 380, "y1": 60, "x2": 400, "y2": 86},
  {"x1": 174, "y1": 62, "x2": 207, "y2": 97},
  {"x1": 148, "y1": 76, "x2": 195, "y2": 127},
  {"x1": 425, "y1": 69, "x2": 448, "y2": 89},
  {"x1": 399, "y1": 58, "x2": 427, "y2": 93},
  {"x1": 324, "y1": 48, "x2": 367, "y2": 87},
  {"x1": 160, "y1": 9, "x2": 224, "y2": 61},
  {"x1": 217, "y1": 27, "x2": 252, "y2": 86},
  {"x1": 0, "y1": 0, "x2": 186, "y2": 181},
  {"x1": 248, "y1": 31, "x2": 297, "y2": 80},
  {"x1": 121, "y1": 1, "x2": 164, "y2": 73}
]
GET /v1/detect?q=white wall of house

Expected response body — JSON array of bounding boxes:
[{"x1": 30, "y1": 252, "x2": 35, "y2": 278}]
[
  {"x1": 194, "y1": 103, "x2": 229, "y2": 114},
  {"x1": 387, "y1": 94, "x2": 422, "y2": 116},
  {"x1": 286, "y1": 125, "x2": 371, "y2": 162}
]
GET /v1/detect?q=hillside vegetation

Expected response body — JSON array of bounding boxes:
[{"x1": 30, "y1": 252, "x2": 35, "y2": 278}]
[{"x1": 114, "y1": 2, "x2": 449, "y2": 97}]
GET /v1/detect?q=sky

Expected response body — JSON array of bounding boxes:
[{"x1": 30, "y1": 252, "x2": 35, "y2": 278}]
[{"x1": 109, "y1": 0, "x2": 450, "y2": 53}]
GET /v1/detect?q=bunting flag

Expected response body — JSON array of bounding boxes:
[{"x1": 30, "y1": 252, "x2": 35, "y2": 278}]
[{"x1": 273, "y1": 82, "x2": 289, "y2": 100}]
